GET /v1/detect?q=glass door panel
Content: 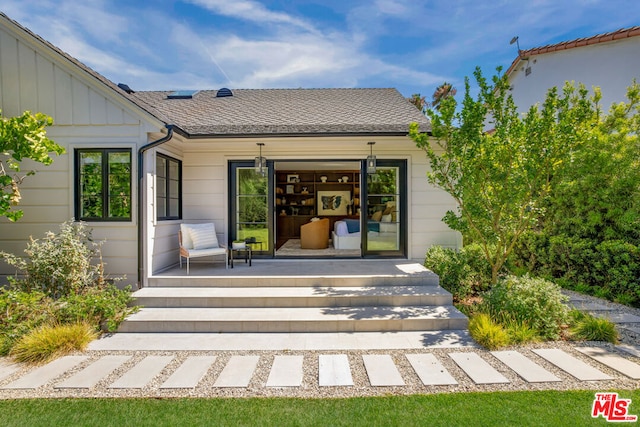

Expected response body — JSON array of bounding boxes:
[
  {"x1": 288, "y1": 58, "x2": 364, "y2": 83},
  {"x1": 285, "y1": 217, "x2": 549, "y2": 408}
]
[
  {"x1": 230, "y1": 163, "x2": 271, "y2": 254},
  {"x1": 363, "y1": 160, "x2": 406, "y2": 256}
]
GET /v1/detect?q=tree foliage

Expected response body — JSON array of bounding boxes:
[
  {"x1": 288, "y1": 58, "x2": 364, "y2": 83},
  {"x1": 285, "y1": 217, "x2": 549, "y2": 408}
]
[
  {"x1": 410, "y1": 66, "x2": 598, "y2": 283},
  {"x1": 0, "y1": 110, "x2": 64, "y2": 221}
]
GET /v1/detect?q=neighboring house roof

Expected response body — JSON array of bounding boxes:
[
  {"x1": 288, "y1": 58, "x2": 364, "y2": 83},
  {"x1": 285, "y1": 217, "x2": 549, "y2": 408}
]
[
  {"x1": 131, "y1": 88, "x2": 430, "y2": 138},
  {"x1": 506, "y1": 26, "x2": 640, "y2": 77}
]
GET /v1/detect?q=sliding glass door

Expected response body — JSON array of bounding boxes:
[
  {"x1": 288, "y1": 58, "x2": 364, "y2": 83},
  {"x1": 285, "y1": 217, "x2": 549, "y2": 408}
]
[
  {"x1": 362, "y1": 160, "x2": 406, "y2": 257},
  {"x1": 229, "y1": 161, "x2": 272, "y2": 255}
]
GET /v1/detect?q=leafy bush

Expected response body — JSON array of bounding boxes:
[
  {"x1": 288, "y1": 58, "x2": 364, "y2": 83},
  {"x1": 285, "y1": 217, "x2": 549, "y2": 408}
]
[
  {"x1": 425, "y1": 244, "x2": 492, "y2": 301},
  {"x1": 468, "y1": 313, "x2": 510, "y2": 350},
  {"x1": 0, "y1": 221, "x2": 137, "y2": 357},
  {"x1": 0, "y1": 289, "x2": 54, "y2": 355},
  {"x1": 1, "y1": 221, "x2": 110, "y2": 298},
  {"x1": 10, "y1": 323, "x2": 97, "y2": 364},
  {"x1": 57, "y1": 285, "x2": 138, "y2": 332},
  {"x1": 513, "y1": 234, "x2": 640, "y2": 307},
  {"x1": 481, "y1": 275, "x2": 569, "y2": 340}
]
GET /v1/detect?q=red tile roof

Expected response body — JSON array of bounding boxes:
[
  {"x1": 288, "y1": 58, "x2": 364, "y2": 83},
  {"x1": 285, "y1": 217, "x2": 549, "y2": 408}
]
[{"x1": 506, "y1": 26, "x2": 640, "y2": 76}]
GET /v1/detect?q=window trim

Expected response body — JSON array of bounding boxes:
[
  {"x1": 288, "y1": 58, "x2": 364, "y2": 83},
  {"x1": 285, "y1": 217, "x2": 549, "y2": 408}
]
[
  {"x1": 156, "y1": 153, "x2": 182, "y2": 221},
  {"x1": 74, "y1": 148, "x2": 132, "y2": 222}
]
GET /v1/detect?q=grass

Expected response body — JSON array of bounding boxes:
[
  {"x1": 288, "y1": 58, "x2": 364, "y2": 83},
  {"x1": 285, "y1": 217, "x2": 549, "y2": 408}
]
[
  {"x1": 2, "y1": 390, "x2": 638, "y2": 426},
  {"x1": 10, "y1": 323, "x2": 97, "y2": 364},
  {"x1": 468, "y1": 313, "x2": 510, "y2": 349}
]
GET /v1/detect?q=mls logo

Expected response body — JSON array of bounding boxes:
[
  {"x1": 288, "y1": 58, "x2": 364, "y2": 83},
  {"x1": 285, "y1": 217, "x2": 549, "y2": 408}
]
[{"x1": 592, "y1": 392, "x2": 638, "y2": 422}]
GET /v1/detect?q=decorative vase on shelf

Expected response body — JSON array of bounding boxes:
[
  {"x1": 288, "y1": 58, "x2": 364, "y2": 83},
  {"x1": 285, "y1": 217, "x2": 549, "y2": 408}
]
[
  {"x1": 320, "y1": 176, "x2": 327, "y2": 183},
  {"x1": 342, "y1": 176, "x2": 349, "y2": 182}
]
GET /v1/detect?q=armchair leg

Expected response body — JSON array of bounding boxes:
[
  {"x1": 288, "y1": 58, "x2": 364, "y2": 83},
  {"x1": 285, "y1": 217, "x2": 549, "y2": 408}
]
[{"x1": 186, "y1": 258, "x2": 190, "y2": 275}]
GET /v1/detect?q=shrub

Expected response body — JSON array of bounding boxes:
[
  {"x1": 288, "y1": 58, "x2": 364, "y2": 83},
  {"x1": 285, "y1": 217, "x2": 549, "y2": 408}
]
[
  {"x1": 0, "y1": 289, "x2": 55, "y2": 355},
  {"x1": 1, "y1": 221, "x2": 110, "y2": 298},
  {"x1": 468, "y1": 313, "x2": 510, "y2": 350},
  {"x1": 481, "y1": 275, "x2": 569, "y2": 340},
  {"x1": 425, "y1": 244, "x2": 492, "y2": 301},
  {"x1": 56, "y1": 285, "x2": 138, "y2": 332},
  {"x1": 503, "y1": 318, "x2": 540, "y2": 345},
  {"x1": 570, "y1": 313, "x2": 619, "y2": 344},
  {"x1": 10, "y1": 323, "x2": 97, "y2": 364}
]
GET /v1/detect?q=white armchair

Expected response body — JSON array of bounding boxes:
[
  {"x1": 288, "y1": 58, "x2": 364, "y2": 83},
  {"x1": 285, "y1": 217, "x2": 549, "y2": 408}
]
[{"x1": 179, "y1": 223, "x2": 228, "y2": 274}]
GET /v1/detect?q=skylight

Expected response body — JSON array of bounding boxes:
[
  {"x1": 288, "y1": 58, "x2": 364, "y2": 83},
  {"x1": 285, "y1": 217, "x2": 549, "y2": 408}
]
[{"x1": 167, "y1": 90, "x2": 199, "y2": 99}]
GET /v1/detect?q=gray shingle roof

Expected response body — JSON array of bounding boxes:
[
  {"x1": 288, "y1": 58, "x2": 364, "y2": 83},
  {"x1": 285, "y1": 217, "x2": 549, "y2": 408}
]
[{"x1": 131, "y1": 88, "x2": 431, "y2": 137}]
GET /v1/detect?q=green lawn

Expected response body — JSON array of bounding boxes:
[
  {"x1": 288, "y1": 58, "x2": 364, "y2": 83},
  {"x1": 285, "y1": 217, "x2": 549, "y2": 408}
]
[{"x1": 2, "y1": 390, "x2": 638, "y2": 426}]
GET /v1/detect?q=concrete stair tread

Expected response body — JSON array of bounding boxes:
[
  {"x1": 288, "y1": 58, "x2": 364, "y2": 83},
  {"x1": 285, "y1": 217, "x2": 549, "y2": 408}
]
[
  {"x1": 123, "y1": 306, "x2": 467, "y2": 322},
  {"x1": 134, "y1": 285, "x2": 449, "y2": 298}
]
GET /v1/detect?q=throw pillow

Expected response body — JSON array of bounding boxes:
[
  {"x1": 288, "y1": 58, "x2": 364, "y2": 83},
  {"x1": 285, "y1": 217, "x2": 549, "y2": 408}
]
[
  {"x1": 188, "y1": 223, "x2": 219, "y2": 249},
  {"x1": 371, "y1": 211, "x2": 383, "y2": 222},
  {"x1": 344, "y1": 219, "x2": 360, "y2": 233},
  {"x1": 381, "y1": 214, "x2": 392, "y2": 223}
]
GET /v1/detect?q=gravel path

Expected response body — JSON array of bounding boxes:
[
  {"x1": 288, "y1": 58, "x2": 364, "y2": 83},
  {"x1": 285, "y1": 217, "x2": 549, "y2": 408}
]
[{"x1": 1, "y1": 292, "x2": 639, "y2": 399}]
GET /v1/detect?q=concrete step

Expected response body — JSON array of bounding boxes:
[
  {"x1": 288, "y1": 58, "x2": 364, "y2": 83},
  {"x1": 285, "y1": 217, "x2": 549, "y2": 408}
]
[
  {"x1": 132, "y1": 285, "x2": 453, "y2": 308},
  {"x1": 147, "y1": 273, "x2": 439, "y2": 288},
  {"x1": 117, "y1": 306, "x2": 468, "y2": 333}
]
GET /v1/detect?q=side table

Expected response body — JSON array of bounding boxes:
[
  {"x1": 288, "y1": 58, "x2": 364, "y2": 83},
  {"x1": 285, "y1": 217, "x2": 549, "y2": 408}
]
[{"x1": 229, "y1": 246, "x2": 252, "y2": 268}]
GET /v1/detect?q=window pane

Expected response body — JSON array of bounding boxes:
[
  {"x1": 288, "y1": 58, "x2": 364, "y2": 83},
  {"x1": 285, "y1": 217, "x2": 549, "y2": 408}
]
[
  {"x1": 238, "y1": 195, "x2": 267, "y2": 223},
  {"x1": 79, "y1": 152, "x2": 103, "y2": 218},
  {"x1": 157, "y1": 177, "x2": 167, "y2": 198},
  {"x1": 156, "y1": 154, "x2": 182, "y2": 220},
  {"x1": 108, "y1": 152, "x2": 131, "y2": 219}
]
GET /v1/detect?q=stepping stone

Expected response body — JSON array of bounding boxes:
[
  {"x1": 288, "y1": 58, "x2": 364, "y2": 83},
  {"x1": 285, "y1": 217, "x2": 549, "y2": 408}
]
[
  {"x1": 570, "y1": 301, "x2": 614, "y2": 311},
  {"x1": 109, "y1": 355, "x2": 173, "y2": 389},
  {"x1": 161, "y1": 356, "x2": 216, "y2": 389},
  {"x1": 406, "y1": 354, "x2": 457, "y2": 385},
  {"x1": 362, "y1": 355, "x2": 404, "y2": 386},
  {"x1": 319, "y1": 354, "x2": 353, "y2": 386},
  {"x1": 491, "y1": 351, "x2": 560, "y2": 383},
  {"x1": 0, "y1": 359, "x2": 20, "y2": 382},
  {"x1": 3, "y1": 356, "x2": 88, "y2": 389},
  {"x1": 532, "y1": 349, "x2": 612, "y2": 381},
  {"x1": 589, "y1": 312, "x2": 640, "y2": 324},
  {"x1": 214, "y1": 355, "x2": 259, "y2": 387},
  {"x1": 266, "y1": 355, "x2": 304, "y2": 387},
  {"x1": 576, "y1": 347, "x2": 640, "y2": 379},
  {"x1": 616, "y1": 344, "x2": 640, "y2": 358},
  {"x1": 56, "y1": 355, "x2": 132, "y2": 389},
  {"x1": 449, "y1": 352, "x2": 510, "y2": 384}
]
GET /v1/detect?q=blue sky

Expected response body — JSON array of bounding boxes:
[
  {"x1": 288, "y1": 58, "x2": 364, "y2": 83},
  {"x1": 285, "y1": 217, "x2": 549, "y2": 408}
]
[{"x1": 2, "y1": 0, "x2": 637, "y2": 97}]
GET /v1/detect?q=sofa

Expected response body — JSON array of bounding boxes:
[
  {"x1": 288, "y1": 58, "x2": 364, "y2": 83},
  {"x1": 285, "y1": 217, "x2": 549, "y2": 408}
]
[{"x1": 332, "y1": 219, "x2": 361, "y2": 250}]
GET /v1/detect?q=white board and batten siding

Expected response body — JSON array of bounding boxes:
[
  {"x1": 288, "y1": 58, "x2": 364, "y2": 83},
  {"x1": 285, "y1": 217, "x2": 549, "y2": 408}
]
[{"x1": 0, "y1": 20, "x2": 162, "y2": 286}]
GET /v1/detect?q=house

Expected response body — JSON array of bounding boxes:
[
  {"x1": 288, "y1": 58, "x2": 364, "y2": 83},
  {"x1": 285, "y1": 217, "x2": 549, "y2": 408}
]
[
  {"x1": 0, "y1": 12, "x2": 461, "y2": 288},
  {"x1": 506, "y1": 27, "x2": 640, "y2": 112}
]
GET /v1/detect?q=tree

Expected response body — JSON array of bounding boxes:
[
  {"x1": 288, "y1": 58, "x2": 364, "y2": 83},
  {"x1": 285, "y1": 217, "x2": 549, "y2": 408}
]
[
  {"x1": 431, "y1": 82, "x2": 457, "y2": 111},
  {"x1": 0, "y1": 110, "x2": 64, "y2": 221},
  {"x1": 409, "y1": 67, "x2": 598, "y2": 284},
  {"x1": 407, "y1": 93, "x2": 427, "y2": 114}
]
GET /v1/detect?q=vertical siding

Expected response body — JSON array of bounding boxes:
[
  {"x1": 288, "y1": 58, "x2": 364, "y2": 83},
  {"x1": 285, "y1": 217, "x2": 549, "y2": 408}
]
[{"x1": 0, "y1": 20, "x2": 163, "y2": 287}]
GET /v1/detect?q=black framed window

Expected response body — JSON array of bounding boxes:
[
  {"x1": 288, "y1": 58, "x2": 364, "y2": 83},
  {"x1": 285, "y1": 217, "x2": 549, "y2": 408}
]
[
  {"x1": 75, "y1": 149, "x2": 132, "y2": 221},
  {"x1": 156, "y1": 154, "x2": 182, "y2": 220}
]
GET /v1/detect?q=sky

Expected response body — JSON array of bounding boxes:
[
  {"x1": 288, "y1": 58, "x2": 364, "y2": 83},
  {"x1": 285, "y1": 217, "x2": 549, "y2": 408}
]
[{"x1": 1, "y1": 0, "x2": 638, "y2": 98}]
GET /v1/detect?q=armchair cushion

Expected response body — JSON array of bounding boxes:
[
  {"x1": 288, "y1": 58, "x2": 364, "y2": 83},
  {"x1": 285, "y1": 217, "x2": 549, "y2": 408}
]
[{"x1": 182, "y1": 223, "x2": 219, "y2": 249}]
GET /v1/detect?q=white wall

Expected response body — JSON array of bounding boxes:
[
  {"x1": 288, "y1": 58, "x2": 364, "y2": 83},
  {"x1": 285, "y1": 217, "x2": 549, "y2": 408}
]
[
  {"x1": 508, "y1": 38, "x2": 640, "y2": 112},
  {"x1": 0, "y1": 18, "x2": 162, "y2": 286}
]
